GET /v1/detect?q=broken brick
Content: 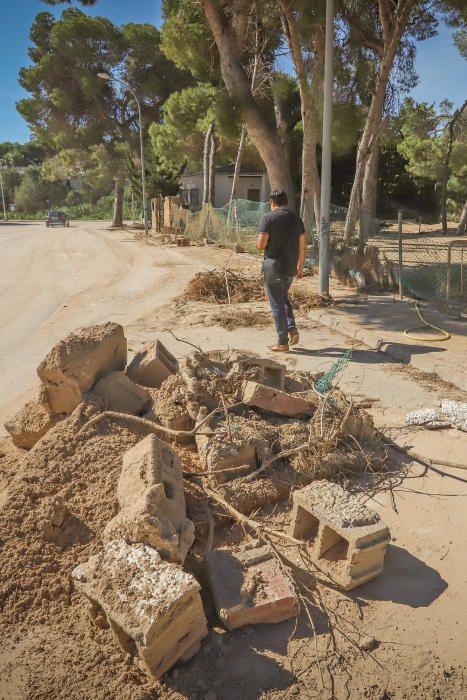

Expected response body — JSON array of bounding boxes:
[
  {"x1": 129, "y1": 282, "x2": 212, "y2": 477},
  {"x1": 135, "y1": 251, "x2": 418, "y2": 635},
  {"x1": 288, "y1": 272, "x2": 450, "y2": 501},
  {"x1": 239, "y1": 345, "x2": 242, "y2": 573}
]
[
  {"x1": 89, "y1": 371, "x2": 151, "y2": 415},
  {"x1": 242, "y1": 381, "x2": 316, "y2": 417},
  {"x1": 127, "y1": 341, "x2": 179, "y2": 389},
  {"x1": 206, "y1": 546, "x2": 299, "y2": 629}
]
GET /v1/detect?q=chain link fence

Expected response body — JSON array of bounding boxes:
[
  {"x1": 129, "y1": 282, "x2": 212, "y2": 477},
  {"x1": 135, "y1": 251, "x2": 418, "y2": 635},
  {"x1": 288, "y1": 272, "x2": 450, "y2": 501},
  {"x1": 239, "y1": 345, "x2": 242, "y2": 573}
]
[{"x1": 159, "y1": 195, "x2": 467, "y2": 317}]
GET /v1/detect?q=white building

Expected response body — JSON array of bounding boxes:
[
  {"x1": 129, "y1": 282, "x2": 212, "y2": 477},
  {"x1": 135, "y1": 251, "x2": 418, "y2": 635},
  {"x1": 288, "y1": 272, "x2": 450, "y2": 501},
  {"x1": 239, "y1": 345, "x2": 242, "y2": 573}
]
[{"x1": 180, "y1": 164, "x2": 269, "y2": 209}]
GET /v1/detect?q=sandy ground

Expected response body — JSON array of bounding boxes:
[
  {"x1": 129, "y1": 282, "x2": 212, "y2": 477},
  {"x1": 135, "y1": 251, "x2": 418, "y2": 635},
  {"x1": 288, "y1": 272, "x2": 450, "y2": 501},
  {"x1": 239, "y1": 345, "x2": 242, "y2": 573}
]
[
  {"x1": 0, "y1": 220, "x2": 466, "y2": 699},
  {"x1": 0, "y1": 221, "x2": 233, "y2": 432}
]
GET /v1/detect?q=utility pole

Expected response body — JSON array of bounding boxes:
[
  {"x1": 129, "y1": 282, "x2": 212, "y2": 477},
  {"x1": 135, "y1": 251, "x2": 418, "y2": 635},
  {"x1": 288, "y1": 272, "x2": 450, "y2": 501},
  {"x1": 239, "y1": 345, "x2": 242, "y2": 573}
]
[
  {"x1": 0, "y1": 161, "x2": 7, "y2": 221},
  {"x1": 318, "y1": 0, "x2": 334, "y2": 296}
]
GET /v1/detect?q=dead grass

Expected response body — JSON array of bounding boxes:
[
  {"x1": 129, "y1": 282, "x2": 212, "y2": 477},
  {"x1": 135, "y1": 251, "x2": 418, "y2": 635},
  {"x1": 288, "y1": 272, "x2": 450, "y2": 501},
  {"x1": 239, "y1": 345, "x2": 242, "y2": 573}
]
[
  {"x1": 183, "y1": 269, "x2": 264, "y2": 304},
  {"x1": 210, "y1": 308, "x2": 271, "y2": 330},
  {"x1": 183, "y1": 269, "x2": 335, "y2": 310}
]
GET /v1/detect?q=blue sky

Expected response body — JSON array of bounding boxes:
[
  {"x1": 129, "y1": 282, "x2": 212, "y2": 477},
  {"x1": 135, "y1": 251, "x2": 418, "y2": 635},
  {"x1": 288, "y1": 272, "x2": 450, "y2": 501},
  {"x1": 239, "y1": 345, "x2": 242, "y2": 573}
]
[{"x1": 0, "y1": 0, "x2": 465, "y2": 143}]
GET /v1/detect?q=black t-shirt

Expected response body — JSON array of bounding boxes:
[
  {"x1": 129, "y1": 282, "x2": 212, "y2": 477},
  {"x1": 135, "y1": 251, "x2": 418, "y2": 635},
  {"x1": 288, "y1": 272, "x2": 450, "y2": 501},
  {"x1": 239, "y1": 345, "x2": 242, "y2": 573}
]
[{"x1": 259, "y1": 207, "x2": 305, "y2": 276}]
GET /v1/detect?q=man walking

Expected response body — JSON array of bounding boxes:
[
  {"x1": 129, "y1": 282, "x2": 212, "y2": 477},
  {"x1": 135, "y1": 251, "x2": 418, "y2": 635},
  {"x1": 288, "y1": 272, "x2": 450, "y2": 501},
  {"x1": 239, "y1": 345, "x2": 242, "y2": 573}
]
[{"x1": 257, "y1": 190, "x2": 306, "y2": 352}]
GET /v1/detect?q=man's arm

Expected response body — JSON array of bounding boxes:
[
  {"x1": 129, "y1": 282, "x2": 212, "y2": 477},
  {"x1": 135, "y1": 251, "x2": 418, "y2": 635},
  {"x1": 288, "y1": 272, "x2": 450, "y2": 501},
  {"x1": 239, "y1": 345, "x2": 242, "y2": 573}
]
[
  {"x1": 256, "y1": 232, "x2": 269, "y2": 250},
  {"x1": 296, "y1": 233, "x2": 306, "y2": 278}
]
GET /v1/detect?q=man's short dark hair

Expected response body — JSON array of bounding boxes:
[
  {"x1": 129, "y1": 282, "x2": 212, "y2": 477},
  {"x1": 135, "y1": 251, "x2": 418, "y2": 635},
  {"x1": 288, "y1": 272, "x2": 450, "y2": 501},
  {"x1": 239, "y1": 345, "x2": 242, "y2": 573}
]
[{"x1": 269, "y1": 190, "x2": 288, "y2": 206}]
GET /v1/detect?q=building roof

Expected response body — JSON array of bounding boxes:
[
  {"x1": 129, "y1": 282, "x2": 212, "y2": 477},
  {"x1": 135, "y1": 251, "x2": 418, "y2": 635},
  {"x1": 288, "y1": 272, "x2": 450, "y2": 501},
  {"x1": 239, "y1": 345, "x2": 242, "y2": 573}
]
[{"x1": 182, "y1": 164, "x2": 265, "y2": 178}]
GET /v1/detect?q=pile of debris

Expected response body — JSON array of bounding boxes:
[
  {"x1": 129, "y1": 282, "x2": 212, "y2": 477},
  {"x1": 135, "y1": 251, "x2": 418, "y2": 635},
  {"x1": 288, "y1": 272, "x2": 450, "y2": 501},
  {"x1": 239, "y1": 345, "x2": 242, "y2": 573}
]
[
  {"x1": 2, "y1": 322, "x2": 391, "y2": 687},
  {"x1": 183, "y1": 268, "x2": 334, "y2": 310}
]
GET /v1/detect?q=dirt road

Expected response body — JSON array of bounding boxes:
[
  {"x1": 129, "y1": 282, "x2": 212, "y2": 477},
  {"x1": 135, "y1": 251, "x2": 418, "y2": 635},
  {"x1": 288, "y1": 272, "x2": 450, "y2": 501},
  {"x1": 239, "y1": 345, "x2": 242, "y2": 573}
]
[{"x1": 0, "y1": 221, "x2": 223, "y2": 432}]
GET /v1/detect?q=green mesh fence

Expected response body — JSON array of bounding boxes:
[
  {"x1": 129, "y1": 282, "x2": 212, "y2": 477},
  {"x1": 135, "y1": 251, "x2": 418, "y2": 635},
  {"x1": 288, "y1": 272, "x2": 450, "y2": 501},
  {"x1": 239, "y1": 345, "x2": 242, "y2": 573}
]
[
  {"x1": 314, "y1": 349, "x2": 353, "y2": 395},
  {"x1": 182, "y1": 199, "x2": 270, "y2": 244}
]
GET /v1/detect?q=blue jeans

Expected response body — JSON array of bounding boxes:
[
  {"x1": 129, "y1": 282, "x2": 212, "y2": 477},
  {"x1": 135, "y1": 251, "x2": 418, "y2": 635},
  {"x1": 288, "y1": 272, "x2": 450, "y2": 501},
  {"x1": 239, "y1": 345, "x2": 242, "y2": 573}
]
[{"x1": 263, "y1": 259, "x2": 296, "y2": 345}]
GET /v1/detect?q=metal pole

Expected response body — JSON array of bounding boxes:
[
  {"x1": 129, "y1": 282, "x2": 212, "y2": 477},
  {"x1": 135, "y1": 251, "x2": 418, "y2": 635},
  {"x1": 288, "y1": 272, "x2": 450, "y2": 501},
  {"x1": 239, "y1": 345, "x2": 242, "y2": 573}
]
[
  {"x1": 108, "y1": 76, "x2": 148, "y2": 236},
  {"x1": 318, "y1": 0, "x2": 334, "y2": 296},
  {"x1": 0, "y1": 163, "x2": 7, "y2": 221},
  {"x1": 398, "y1": 209, "x2": 403, "y2": 299}
]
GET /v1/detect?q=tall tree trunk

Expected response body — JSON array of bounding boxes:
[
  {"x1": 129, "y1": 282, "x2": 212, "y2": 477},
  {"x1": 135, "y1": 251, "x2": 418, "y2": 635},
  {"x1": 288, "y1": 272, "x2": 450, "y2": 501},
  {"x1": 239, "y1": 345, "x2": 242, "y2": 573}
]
[
  {"x1": 343, "y1": 0, "x2": 416, "y2": 240},
  {"x1": 203, "y1": 121, "x2": 215, "y2": 204},
  {"x1": 201, "y1": 0, "x2": 297, "y2": 210},
  {"x1": 441, "y1": 99, "x2": 467, "y2": 235},
  {"x1": 361, "y1": 141, "x2": 379, "y2": 239},
  {"x1": 457, "y1": 199, "x2": 467, "y2": 235},
  {"x1": 229, "y1": 49, "x2": 259, "y2": 209},
  {"x1": 280, "y1": 2, "x2": 321, "y2": 230},
  {"x1": 208, "y1": 129, "x2": 216, "y2": 205},
  {"x1": 111, "y1": 173, "x2": 124, "y2": 228},
  {"x1": 229, "y1": 126, "x2": 246, "y2": 208}
]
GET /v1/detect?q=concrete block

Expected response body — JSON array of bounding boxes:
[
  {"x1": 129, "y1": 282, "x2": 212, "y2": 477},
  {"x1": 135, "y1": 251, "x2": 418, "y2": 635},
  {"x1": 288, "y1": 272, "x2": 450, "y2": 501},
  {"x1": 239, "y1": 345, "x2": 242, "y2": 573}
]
[
  {"x1": 242, "y1": 381, "x2": 317, "y2": 418},
  {"x1": 206, "y1": 546, "x2": 299, "y2": 630},
  {"x1": 127, "y1": 341, "x2": 179, "y2": 389},
  {"x1": 104, "y1": 435, "x2": 194, "y2": 564},
  {"x1": 89, "y1": 371, "x2": 151, "y2": 415},
  {"x1": 289, "y1": 481, "x2": 390, "y2": 590},
  {"x1": 37, "y1": 322, "x2": 127, "y2": 415},
  {"x1": 228, "y1": 355, "x2": 286, "y2": 389},
  {"x1": 73, "y1": 540, "x2": 207, "y2": 680},
  {"x1": 4, "y1": 400, "x2": 63, "y2": 450}
]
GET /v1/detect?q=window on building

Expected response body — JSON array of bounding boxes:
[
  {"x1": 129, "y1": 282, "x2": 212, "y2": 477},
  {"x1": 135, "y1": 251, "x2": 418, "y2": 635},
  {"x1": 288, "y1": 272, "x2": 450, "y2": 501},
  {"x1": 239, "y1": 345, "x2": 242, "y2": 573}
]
[
  {"x1": 190, "y1": 188, "x2": 200, "y2": 207},
  {"x1": 247, "y1": 188, "x2": 260, "y2": 202}
]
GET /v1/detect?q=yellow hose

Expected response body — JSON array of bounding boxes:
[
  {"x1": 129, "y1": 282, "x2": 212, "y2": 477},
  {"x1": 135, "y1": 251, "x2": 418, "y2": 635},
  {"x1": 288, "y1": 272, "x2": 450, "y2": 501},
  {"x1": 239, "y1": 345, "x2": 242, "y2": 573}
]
[{"x1": 403, "y1": 302, "x2": 451, "y2": 342}]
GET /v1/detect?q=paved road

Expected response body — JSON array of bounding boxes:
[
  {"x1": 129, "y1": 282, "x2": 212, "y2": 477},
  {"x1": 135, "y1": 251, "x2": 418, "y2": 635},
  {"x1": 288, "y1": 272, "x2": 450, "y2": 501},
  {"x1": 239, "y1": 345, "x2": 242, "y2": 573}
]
[{"x1": 0, "y1": 221, "x2": 207, "y2": 431}]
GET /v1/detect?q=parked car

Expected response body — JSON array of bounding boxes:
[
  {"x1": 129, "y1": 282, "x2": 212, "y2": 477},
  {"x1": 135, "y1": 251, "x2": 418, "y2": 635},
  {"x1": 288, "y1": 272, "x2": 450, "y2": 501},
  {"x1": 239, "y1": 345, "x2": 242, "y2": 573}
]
[{"x1": 46, "y1": 210, "x2": 69, "y2": 227}]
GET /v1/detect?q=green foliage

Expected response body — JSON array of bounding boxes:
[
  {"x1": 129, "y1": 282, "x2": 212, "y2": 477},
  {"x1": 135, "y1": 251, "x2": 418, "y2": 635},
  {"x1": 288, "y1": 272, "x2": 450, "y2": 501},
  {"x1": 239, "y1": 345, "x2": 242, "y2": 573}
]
[
  {"x1": 14, "y1": 167, "x2": 68, "y2": 213},
  {"x1": 18, "y1": 8, "x2": 192, "y2": 201},
  {"x1": 397, "y1": 97, "x2": 467, "y2": 214}
]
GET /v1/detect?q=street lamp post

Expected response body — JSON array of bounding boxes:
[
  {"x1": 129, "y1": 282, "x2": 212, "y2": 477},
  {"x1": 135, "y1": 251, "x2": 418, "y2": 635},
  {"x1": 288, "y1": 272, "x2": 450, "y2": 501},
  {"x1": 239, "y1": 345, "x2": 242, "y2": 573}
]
[
  {"x1": 97, "y1": 73, "x2": 149, "y2": 236},
  {"x1": 318, "y1": 0, "x2": 334, "y2": 296},
  {"x1": 0, "y1": 161, "x2": 8, "y2": 222}
]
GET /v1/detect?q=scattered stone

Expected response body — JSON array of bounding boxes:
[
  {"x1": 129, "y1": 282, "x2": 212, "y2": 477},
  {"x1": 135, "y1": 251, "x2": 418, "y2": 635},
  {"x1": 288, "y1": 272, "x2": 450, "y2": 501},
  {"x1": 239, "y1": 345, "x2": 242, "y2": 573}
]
[
  {"x1": 88, "y1": 371, "x2": 151, "y2": 415},
  {"x1": 40, "y1": 496, "x2": 90, "y2": 548},
  {"x1": 242, "y1": 381, "x2": 317, "y2": 418},
  {"x1": 4, "y1": 400, "x2": 63, "y2": 449},
  {"x1": 127, "y1": 341, "x2": 179, "y2": 389},
  {"x1": 289, "y1": 481, "x2": 390, "y2": 590},
  {"x1": 441, "y1": 399, "x2": 467, "y2": 431},
  {"x1": 72, "y1": 540, "x2": 207, "y2": 680},
  {"x1": 359, "y1": 636, "x2": 377, "y2": 652},
  {"x1": 206, "y1": 545, "x2": 299, "y2": 630},
  {"x1": 37, "y1": 322, "x2": 127, "y2": 415},
  {"x1": 103, "y1": 434, "x2": 194, "y2": 564},
  {"x1": 233, "y1": 242, "x2": 244, "y2": 254},
  {"x1": 405, "y1": 408, "x2": 442, "y2": 426}
]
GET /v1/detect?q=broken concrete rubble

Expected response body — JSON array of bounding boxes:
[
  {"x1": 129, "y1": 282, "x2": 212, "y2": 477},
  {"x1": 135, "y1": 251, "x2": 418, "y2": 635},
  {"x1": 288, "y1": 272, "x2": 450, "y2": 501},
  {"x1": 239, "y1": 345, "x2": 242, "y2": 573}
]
[
  {"x1": 127, "y1": 341, "x2": 178, "y2": 389},
  {"x1": 242, "y1": 381, "x2": 317, "y2": 418},
  {"x1": 289, "y1": 480, "x2": 390, "y2": 590},
  {"x1": 88, "y1": 371, "x2": 151, "y2": 415},
  {"x1": 206, "y1": 545, "x2": 299, "y2": 630},
  {"x1": 227, "y1": 355, "x2": 286, "y2": 390},
  {"x1": 104, "y1": 434, "x2": 195, "y2": 564},
  {"x1": 37, "y1": 322, "x2": 127, "y2": 415},
  {"x1": 4, "y1": 399, "x2": 63, "y2": 449},
  {"x1": 195, "y1": 415, "x2": 273, "y2": 484},
  {"x1": 72, "y1": 540, "x2": 207, "y2": 680}
]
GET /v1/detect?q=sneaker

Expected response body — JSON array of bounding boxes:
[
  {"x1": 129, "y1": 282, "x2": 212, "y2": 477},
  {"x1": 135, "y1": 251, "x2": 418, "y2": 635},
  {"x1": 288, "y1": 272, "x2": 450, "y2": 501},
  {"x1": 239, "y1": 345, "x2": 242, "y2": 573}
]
[
  {"x1": 288, "y1": 329, "x2": 300, "y2": 346},
  {"x1": 269, "y1": 343, "x2": 289, "y2": 352}
]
